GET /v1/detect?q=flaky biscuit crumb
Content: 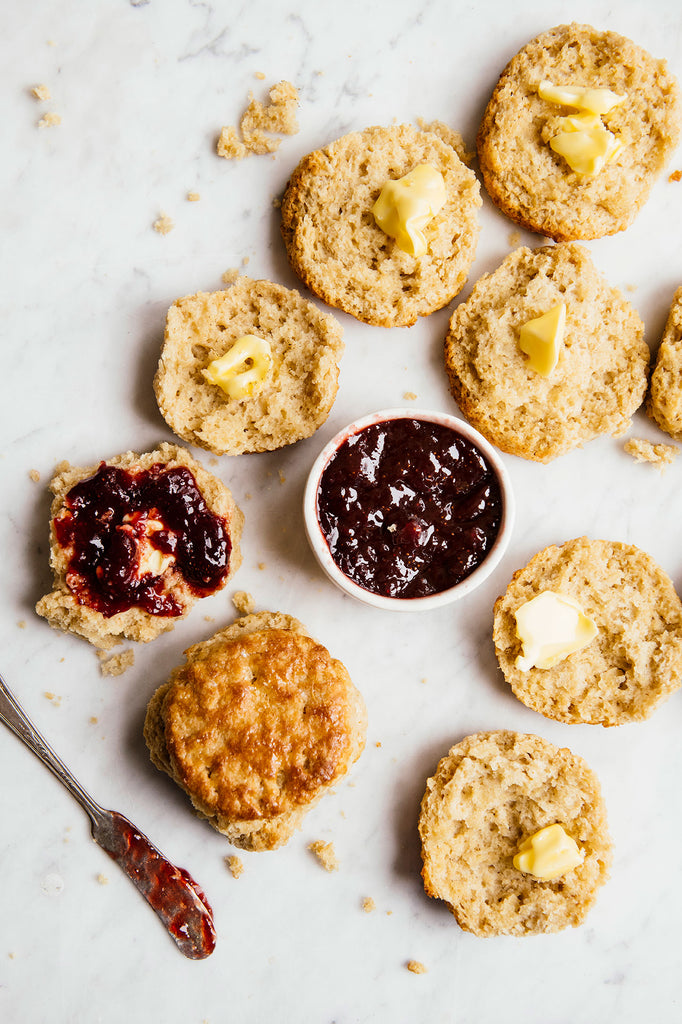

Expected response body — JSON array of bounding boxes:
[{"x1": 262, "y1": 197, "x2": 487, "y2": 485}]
[
  {"x1": 308, "y1": 840, "x2": 339, "y2": 872},
  {"x1": 624, "y1": 437, "x2": 678, "y2": 468},
  {"x1": 43, "y1": 691, "x2": 62, "y2": 706},
  {"x1": 97, "y1": 874, "x2": 109, "y2": 885},
  {"x1": 187, "y1": 191, "x2": 201, "y2": 202},
  {"x1": 254, "y1": 71, "x2": 266, "y2": 80},
  {"x1": 232, "y1": 590, "x2": 255, "y2": 615},
  {"x1": 217, "y1": 80, "x2": 299, "y2": 160},
  {"x1": 407, "y1": 960, "x2": 428, "y2": 974},
  {"x1": 217, "y1": 126, "x2": 248, "y2": 160},
  {"x1": 17, "y1": 620, "x2": 26, "y2": 629},
  {"x1": 89, "y1": 716, "x2": 98, "y2": 724},
  {"x1": 362, "y1": 897, "x2": 375, "y2": 913},
  {"x1": 37, "y1": 112, "x2": 61, "y2": 128},
  {"x1": 508, "y1": 230, "x2": 522, "y2": 247},
  {"x1": 97, "y1": 649, "x2": 135, "y2": 677},
  {"x1": 669, "y1": 169, "x2": 682, "y2": 182},
  {"x1": 29, "y1": 468, "x2": 40, "y2": 482},
  {"x1": 221, "y1": 267, "x2": 240, "y2": 285},
  {"x1": 153, "y1": 212, "x2": 174, "y2": 235},
  {"x1": 225, "y1": 855, "x2": 244, "y2": 878},
  {"x1": 402, "y1": 391, "x2": 417, "y2": 401},
  {"x1": 31, "y1": 84, "x2": 51, "y2": 101}
]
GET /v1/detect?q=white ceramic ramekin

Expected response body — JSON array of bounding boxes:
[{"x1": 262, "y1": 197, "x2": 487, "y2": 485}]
[{"x1": 303, "y1": 408, "x2": 515, "y2": 611}]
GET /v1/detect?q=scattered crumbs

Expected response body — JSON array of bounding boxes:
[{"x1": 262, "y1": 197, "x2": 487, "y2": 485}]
[
  {"x1": 31, "y1": 83, "x2": 51, "y2": 101},
  {"x1": 362, "y1": 897, "x2": 376, "y2": 913},
  {"x1": 222, "y1": 267, "x2": 240, "y2": 285},
  {"x1": 407, "y1": 960, "x2": 428, "y2": 975},
  {"x1": 89, "y1": 716, "x2": 98, "y2": 725},
  {"x1": 375, "y1": 741, "x2": 382, "y2": 748},
  {"x1": 241, "y1": 255, "x2": 250, "y2": 266},
  {"x1": 97, "y1": 873, "x2": 109, "y2": 886},
  {"x1": 204, "y1": 615, "x2": 216, "y2": 623},
  {"x1": 225, "y1": 855, "x2": 244, "y2": 878},
  {"x1": 254, "y1": 71, "x2": 266, "y2": 80},
  {"x1": 278, "y1": 469, "x2": 286, "y2": 484},
  {"x1": 153, "y1": 212, "x2": 174, "y2": 235},
  {"x1": 97, "y1": 648, "x2": 135, "y2": 677},
  {"x1": 217, "y1": 80, "x2": 299, "y2": 160},
  {"x1": 44, "y1": 691, "x2": 62, "y2": 706},
  {"x1": 416, "y1": 117, "x2": 472, "y2": 165},
  {"x1": 37, "y1": 112, "x2": 61, "y2": 128},
  {"x1": 29, "y1": 468, "x2": 41, "y2": 482},
  {"x1": 402, "y1": 391, "x2": 418, "y2": 401},
  {"x1": 624, "y1": 437, "x2": 678, "y2": 469},
  {"x1": 508, "y1": 230, "x2": 522, "y2": 247},
  {"x1": 17, "y1": 620, "x2": 26, "y2": 629},
  {"x1": 187, "y1": 191, "x2": 201, "y2": 202},
  {"x1": 308, "y1": 840, "x2": 339, "y2": 872},
  {"x1": 669, "y1": 169, "x2": 682, "y2": 182},
  {"x1": 232, "y1": 590, "x2": 255, "y2": 615},
  {"x1": 258, "y1": 561, "x2": 266, "y2": 570}
]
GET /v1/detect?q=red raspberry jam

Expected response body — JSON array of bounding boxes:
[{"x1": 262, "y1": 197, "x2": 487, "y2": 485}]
[
  {"x1": 54, "y1": 462, "x2": 231, "y2": 618},
  {"x1": 316, "y1": 418, "x2": 503, "y2": 599}
]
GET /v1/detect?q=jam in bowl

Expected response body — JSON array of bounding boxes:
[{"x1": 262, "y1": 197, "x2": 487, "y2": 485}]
[{"x1": 303, "y1": 409, "x2": 515, "y2": 610}]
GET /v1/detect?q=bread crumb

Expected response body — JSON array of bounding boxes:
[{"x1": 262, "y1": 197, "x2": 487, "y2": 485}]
[
  {"x1": 222, "y1": 267, "x2": 240, "y2": 285},
  {"x1": 402, "y1": 391, "x2": 418, "y2": 401},
  {"x1": 153, "y1": 212, "x2": 174, "y2": 235},
  {"x1": 407, "y1": 960, "x2": 428, "y2": 974},
  {"x1": 204, "y1": 615, "x2": 215, "y2": 622},
  {"x1": 47, "y1": 39, "x2": 57, "y2": 47},
  {"x1": 241, "y1": 255, "x2": 250, "y2": 266},
  {"x1": 187, "y1": 191, "x2": 201, "y2": 202},
  {"x1": 626, "y1": 284, "x2": 638, "y2": 293},
  {"x1": 97, "y1": 874, "x2": 109, "y2": 885},
  {"x1": 308, "y1": 840, "x2": 338, "y2": 872},
  {"x1": 272, "y1": 196, "x2": 282, "y2": 209},
  {"x1": 217, "y1": 80, "x2": 299, "y2": 160},
  {"x1": 31, "y1": 84, "x2": 51, "y2": 101},
  {"x1": 258, "y1": 562, "x2": 266, "y2": 570},
  {"x1": 44, "y1": 691, "x2": 62, "y2": 706},
  {"x1": 97, "y1": 649, "x2": 135, "y2": 677},
  {"x1": 89, "y1": 716, "x2": 98, "y2": 725},
  {"x1": 225, "y1": 855, "x2": 244, "y2": 878},
  {"x1": 278, "y1": 470, "x2": 286, "y2": 484},
  {"x1": 669, "y1": 169, "x2": 682, "y2": 182},
  {"x1": 37, "y1": 112, "x2": 61, "y2": 128},
  {"x1": 254, "y1": 71, "x2": 266, "y2": 80},
  {"x1": 624, "y1": 437, "x2": 678, "y2": 469},
  {"x1": 375, "y1": 741, "x2": 382, "y2": 748},
  {"x1": 232, "y1": 590, "x2": 255, "y2": 615},
  {"x1": 17, "y1": 620, "x2": 26, "y2": 629},
  {"x1": 508, "y1": 230, "x2": 522, "y2": 247},
  {"x1": 417, "y1": 117, "x2": 472, "y2": 165},
  {"x1": 362, "y1": 897, "x2": 376, "y2": 913},
  {"x1": 29, "y1": 468, "x2": 41, "y2": 482}
]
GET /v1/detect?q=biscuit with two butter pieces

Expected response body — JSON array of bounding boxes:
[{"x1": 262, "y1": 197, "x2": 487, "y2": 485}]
[
  {"x1": 280, "y1": 124, "x2": 481, "y2": 327},
  {"x1": 493, "y1": 537, "x2": 682, "y2": 726},
  {"x1": 444, "y1": 243, "x2": 649, "y2": 462},
  {"x1": 144, "y1": 611, "x2": 367, "y2": 850},
  {"x1": 154, "y1": 278, "x2": 344, "y2": 455},
  {"x1": 477, "y1": 23, "x2": 681, "y2": 240},
  {"x1": 419, "y1": 730, "x2": 612, "y2": 936},
  {"x1": 35, "y1": 443, "x2": 243, "y2": 649},
  {"x1": 647, "y1": 286, "x2": 682, "y2": 440}
]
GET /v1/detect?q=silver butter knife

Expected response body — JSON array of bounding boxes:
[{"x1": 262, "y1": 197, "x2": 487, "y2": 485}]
[{"x1": 0, "y1": 672, "x2": 216, "y2": 959}]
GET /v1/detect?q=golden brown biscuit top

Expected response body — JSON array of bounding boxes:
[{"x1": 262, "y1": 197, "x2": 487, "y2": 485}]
[{"x1": 163, "y1": 629, "x2": 358, "y2": 821}]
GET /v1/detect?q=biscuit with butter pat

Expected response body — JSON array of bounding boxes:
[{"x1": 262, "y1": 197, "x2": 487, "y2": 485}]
[
  {"x1": 419, "y1": 730, "x2": 611, "y2": 936},
  {"x1": 477, "y1": 23, "x2": 681, "y2": 240},
  {"x1": 154, "y1": 278, "x2": 344, "y2": 455},
  {"x1": 493, "y1": 537, "x2": 682, "y2": 726}
]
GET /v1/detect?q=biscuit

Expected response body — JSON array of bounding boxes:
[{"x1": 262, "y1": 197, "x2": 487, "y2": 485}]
[
  {"x1": 154, "y1": 279, "x2": 344, "y2": 455},
  {"x1": 647, "y1": 286, "x2": 682, "y2": 439},
  {"x1": 36, "y1": 443, "x2": 243, "y2": 649},
  {"x1": 280, "y1": 124, "x2": 481, "y2": 327},
  {"x1": 419, "y1": 731, "x2": 612, "y2": 936},
  {"x1": 493, "y1": 537, "x2": 682, "y2": 725},
  {"x1": 444, "y1": 243, "x2": 649, "y2": 462},
  {"x1": 144, "y1": 611, "x2": 367, "y2": 850},
  {"x1": 477, "y1": 23, "x2": 681, "y2": 240}
]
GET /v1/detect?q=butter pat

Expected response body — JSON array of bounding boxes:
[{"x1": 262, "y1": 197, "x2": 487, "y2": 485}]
[
  {"x1": 513, "y1": 824, "x2": 584, "y2": 880},
  {"x1": 538, "y1": 80, "x2": 625, "y2": 116},
  {"x1": 518, "y1": 303, "x2": 566, "y2": 376},
  {"x1": 549, "y1": 125, "x2": 623, "y2": 176},
  {"x1": 203, "y1": 335, "x2": 272, "y2": 399},
  {"x1": 372, "y1": 164, "x2": 447, "y2": 257},
  {"x1": 514, "y1": 590, "x2": 598, "y2": 671}
]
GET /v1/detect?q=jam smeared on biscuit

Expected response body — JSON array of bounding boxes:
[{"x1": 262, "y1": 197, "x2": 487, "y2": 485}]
[
  {"x1": 55, "y1": 463, "x2": 231, "y2": 617},
  {"x1": 316, "y1": 418, "x2": 503, "y2": 598}
]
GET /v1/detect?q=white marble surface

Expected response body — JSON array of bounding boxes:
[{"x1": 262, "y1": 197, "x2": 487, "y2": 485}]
[{"x1": 2, "y1": 1, "x2": 682, "y2": 1021}]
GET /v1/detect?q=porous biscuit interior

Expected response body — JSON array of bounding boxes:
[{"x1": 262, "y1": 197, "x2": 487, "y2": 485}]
[
  {"x1": 647, "y1": 286, "x2": 682, "y2": 440},
  {"x1": 35, "y1": 442, "x2": 244, "y2": 649},
  {"x1": 280, "y1": 123, "x2": 481, "y2": 327},
  {"x1": 444, "y1": 243, "x2": 649, "y2": 461},
  {"x1": 154, "y1": 278, "x2": 344, "y2": 455},
  {"x1": 144, "y1": 611, "x2": 367, "y2": 850},
  {"x1": 493, "y1": 537, "x2": 682, "y2": 725},
  {"x1": 476, "y1": 23, "x2": 681, "y2": 240},
  {"x1": 419, "y1": 730, "x2": 612, "y2": 936}
]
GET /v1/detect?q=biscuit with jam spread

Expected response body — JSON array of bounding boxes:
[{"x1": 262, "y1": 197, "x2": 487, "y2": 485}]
[
  {"x1": 154, "y1": 278, "x2": 344, "y2": 456},
  {"x1": 35, "y1": 443, "x2": 243, "y2": 649},
  {"x1": 144, "y1": 611, "x2": 367, "y2": 850},
  {"x1": 280, "y1": 123, "x2": 481, "y2": 327},
  {"x1": 419, "y1": 730, "x2": 612, "y2": 936},
  {"x1": 477, "y1": 23, "x2": 681, "y2": 240},
  {"x1": 492, "y1": 537, "x2": 682, "y2": 726},
  {"x1": 647, "y1": 285, "x2": 682, "y2": 440},
  {"x1": 444, "y1": 243, "x2": 649, "y2": 462}
]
